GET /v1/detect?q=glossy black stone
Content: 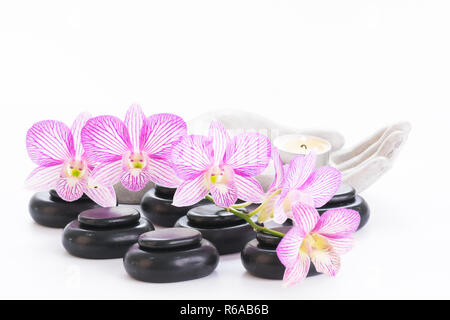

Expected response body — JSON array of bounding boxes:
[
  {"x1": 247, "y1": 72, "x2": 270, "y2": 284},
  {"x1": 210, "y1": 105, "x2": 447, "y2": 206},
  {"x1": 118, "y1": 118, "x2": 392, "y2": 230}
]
[
  {"x1": 282, "y1": 184, "x2": 370, "y2": 230},
  {"x1": 78, "y1": 207, "x2": 140, "y2": 228},
  {"x1": 62, "y1": 207, "x2": 154, "y2": 259},
  {"x1": 140, "y1": 185, "x2": 209, "y2": 227},
  {"x1": 175, "y1": 204, "x2": 256, "y2": 255},
  {"x1": 123, "y1": 228, "x2": 219, "y2": 283},
  {"x1": 29, "y1": 191, "x2": 100, "y2": 228},
  {"x1": 139, "y1": 228, "x2": 202, "y2": 250},
  {"x1": 241, "y1": 227, "x2": 319, "y2": 280}
]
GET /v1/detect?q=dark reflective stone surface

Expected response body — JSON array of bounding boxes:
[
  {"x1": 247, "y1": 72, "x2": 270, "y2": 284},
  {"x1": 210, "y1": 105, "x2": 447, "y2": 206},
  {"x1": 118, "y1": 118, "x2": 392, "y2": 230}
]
[
  {"x1": 123, "y1": 229, "x2": 219, "y2": 283},
  {"x1": 140, "y1": 186, "x2": 209, "y2": 227},
  {"x1": 175, "y1": 204, "x2": 256, "y2": 255},
  {"x1": 139, "y1": 227, "x2": 202, "y2": 250},
  {"x1": 78, "y1": 207, "x2": 140, "y2": 228},
  {"x1": 29, "y1": 191, "x2": 100, "y2": 228},
  {"x1": 241, "y1": 227, "x2": 319, "y2": 280},
  {"x1": 62, "y1": 208, "x2": 154, "y2": 259}
]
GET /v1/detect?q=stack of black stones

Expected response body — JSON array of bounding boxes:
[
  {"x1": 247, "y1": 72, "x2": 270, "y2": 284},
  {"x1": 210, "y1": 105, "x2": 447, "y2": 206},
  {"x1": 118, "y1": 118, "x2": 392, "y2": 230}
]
[{"x1": 28, "y1": 183, "x2": 369, "y2": 283}]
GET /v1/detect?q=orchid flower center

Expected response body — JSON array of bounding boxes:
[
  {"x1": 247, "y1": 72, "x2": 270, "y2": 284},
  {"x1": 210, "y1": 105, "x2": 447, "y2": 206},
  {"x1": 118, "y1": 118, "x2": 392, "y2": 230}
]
[
  {"x1": 209, "y1": 165, "x2": 233, "y2": 186},
  {"x1": 283, "y1": 190, "x2": 315, "y2": 212},
  {"x1": 64, "y1": 160, "x2": 87, "y2": 179},
  {"x1": 125, "y1": 152, "x2": 148, "y2": 171},
  {"x1": 300, "y1": 233, "x2": 330, "y2": 255}
]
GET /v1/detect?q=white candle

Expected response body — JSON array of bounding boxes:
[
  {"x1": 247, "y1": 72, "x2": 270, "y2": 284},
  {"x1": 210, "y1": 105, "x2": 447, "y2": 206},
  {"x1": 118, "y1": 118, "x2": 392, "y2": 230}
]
[{"x1": 273, "y1": 134, "x2": 331, "y2": 168}]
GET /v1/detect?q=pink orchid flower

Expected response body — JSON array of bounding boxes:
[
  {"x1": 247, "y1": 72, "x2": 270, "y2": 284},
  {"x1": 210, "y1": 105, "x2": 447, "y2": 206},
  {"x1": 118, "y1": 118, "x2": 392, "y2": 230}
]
[
  {"x1": 271, "y1": 150, "x2": 342, "y2": 224},
  {"x1": 81, "y1": 104, "x2": 186, "y2": 191},
  {"x1": 25, "y1": 113, "x2": 116, "y2": 207},
  {"x1": 171, "y1": 121, "x2": 271, "y2": 208},
  {"x1": 276, "y1": 203, "x2": 360, "y2": 286}
]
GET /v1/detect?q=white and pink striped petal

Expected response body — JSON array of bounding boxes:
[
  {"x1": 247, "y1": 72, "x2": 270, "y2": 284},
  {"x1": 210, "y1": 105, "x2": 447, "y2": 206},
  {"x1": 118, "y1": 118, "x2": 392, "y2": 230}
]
[
  {"x1": 26, "y1": 120, "x2": 75, "y2": 166},
  {"x1": 140, "y1": 113, "x2": 187, "y2": 158},
  {"x1": 55, "y1": 176, "x2": 86, "y2": 202},
  {"x1": 90, "y1": 161, "x2": 122, "y2": 187},
  {"x1": 291, "y1": 202, "x2": 320, "y2": 235},
  {"x1": 210, "y1": 182, "x2": 237, "y2": 208},
  {"x1": 71, "y1": 112, "x2": 92, "y2": 160},
  {"x1": 234, "y1": 175, "x2": 264, "y2": 203},
  {"x1": 276, "y1": 226, "x2": 304, "y2": 268},
  {"x1": 84, "y1": 185, "x2": 117, "y2": 207},
  {"x1": 172, "y1": 174, "x2": 210, "y2": 207},
  {"x1": 147, "y1": 157, "x2": 181, "y2": 188},
  {"x1": 309, "y1": 241, "x2": 341, "y2": 277},
  {"x1": 300, "y1": 166, "x2": 342, "y2": 208},
  {"x1": 326, "y1": 236, "x2": 355, "y2": 255},
  {"x1": 120, "y1": 167, "x2": 151, "y2": 191},
  {"x1": 171, "y1": 135, "x2": 213, "y2": 180},
  {"x1": 209, "y1": 121, "x2": 230, "y2": 166},
  {"x1": 25, "y1": 164, "x2": 63, "y2": 191},
  {"x1": 124, "y1": 104, "x2": 146, "y2": 153},
  {"x1": 268, "y1": 147, "x2": 285, "y2": 192},
  {"x1": 284, "y1": 152, "x2": 316, "y2": 191},
  {"x1": 313, "y1": 208, "x2": 360, "y2": 237},
  {"x1": 282, "y1": 252, "x2": 311, "y2": 287},
  {"x1": 224, "y1": 132, "x2": 271, "y2": 177},
  {"x1": 81, "y1": 115, "x2": 132, "y2": 163}
]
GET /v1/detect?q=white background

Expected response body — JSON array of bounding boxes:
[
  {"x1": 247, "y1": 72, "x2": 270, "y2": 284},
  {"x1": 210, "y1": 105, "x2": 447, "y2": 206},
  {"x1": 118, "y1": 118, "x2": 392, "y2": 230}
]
[{"x1": 0, "y1": 1, "x2": 449, "y2": 299}]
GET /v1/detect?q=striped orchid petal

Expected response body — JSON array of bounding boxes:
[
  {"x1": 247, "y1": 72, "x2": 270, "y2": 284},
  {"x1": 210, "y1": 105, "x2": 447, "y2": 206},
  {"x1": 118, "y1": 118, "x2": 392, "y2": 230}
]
[
  {"x1": 140, "y1": 113, "x2": 187, "y2": 158},
  {"x1": 147, "y1": 157, "x2": 181, "y2": 188},
  {"x1": 81, "y1": 115, "x2": 132, "y2": 163},
  {"x1": 257, "y1": 193, "x2": 279, "y2": 223},
  {"x1": 225, "y1": 132, "x2": 271, "y2": 177},
  {"x1": 283, "y1": 252, "x2": 311, "y2": 287},
  {"x1": 71, "y1": 112, "x2": 91, "y2": 160},
  {"x1": 171, "y1": 135, "x2": 213, "y2": 180},
  {"x1": 25, "y1": 164, "x2": 63, "y2": 191},
  {"x1": 84, "y1": 185, "x2": 117, "y2": 207},
  {"x1": 309, "y1": 240, "x2": 341, "y2": 277},
  {"x1": 273, "y1": 201, "x2": 289, "y2": 224},
  {"x1": 234, "y1": 175, "x2": 264, "y2": 203},
  {"x1": 120, "y1": 167, "x2": 151, "y2": 191},
  {"x1": 209, "y1": 121, "x2": 230, "y2": 166},
  {"x1": 300, "y1": 166, "x2": 342, "y2": 208},
  {"x1": 90, "y1": 161, "x2": 122, "y2": 187},
  {"x1": 313, "y1": 208, "x2": 360, "y2": 237},
  {"x1": 124, "y1": 104, "x2": 145, "y2": 152},
  {"x1": 26, "y1": 120, "x2": 75, "y2": 166},
  {"x1": 276, "y1": 226, "x2": 304, "y2": 268},
  {"x1": 268, "y1": 147, "x2": 285, "y2": 192},
  {"x1": 284, "y1": 152, "x2": 316, "y2": 191},
  {"x1": 172, "y1": 174, "x2": 209, "y2": 207},
  {"x1": 291, "y1": 202, "x2": 320, "y2": 235},
  {"x1": 210, "y1": 182, "x2": 237, "y2": 208},
  {"x1": 55, "y1": 177, "x2": 86, "y2": 202},
  {"x1": 326, "y1": 236, "x2": 354, "y2": 255}
]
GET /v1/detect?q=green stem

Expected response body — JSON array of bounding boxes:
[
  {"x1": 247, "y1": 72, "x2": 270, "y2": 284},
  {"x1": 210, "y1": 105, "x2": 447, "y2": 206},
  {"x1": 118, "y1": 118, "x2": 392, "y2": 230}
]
[
  {"x1": 247, "y1": 189, "x2": 282, "y2": 218},
  {"x1": 231, "y1": 202, "x2": 252, "y2": 209},
  {"x1": 205, "y1": 195, "x2": 285, "y2": 238}
]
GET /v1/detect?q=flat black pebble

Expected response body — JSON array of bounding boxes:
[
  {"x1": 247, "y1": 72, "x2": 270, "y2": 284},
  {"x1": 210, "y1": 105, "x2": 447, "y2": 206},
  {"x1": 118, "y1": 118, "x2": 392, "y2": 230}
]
[
  {"x1": 29, "y1": 191, "x2": 100, "y2": 228},
  {"x1": 62, "y1": 206, "x2": 154, "y2": 259},
  {"x1": 139, "y1": 227, "x2": 202, "y2": 250},
  {"x1": 78, "y1": 207, "x2": 140, "y2": 228},
  {"x1": 187, "y1": 204, "x2": 246, "y2": 227},
  {"x1": 123, "y1": 228, "x2": 219, "y2": 283}
]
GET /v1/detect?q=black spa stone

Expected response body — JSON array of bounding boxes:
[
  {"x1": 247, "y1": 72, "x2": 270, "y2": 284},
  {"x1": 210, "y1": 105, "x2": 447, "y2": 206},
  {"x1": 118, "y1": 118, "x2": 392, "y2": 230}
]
[
  {"x1": 29, "y1": 191, "x2": 100, "y2": 228},
  {"x1": 123, "y1": 228, "x2": 219, "y2": 283},
  {"x1": 241, "y1": 226, "x2": 319, "y2": 280},
  {"x1": 282, "y1": 184, "x2": 370, "y2": 230},
  {"x1": 62, "y1": 206, "x2": 154, "y2": 259},
  {"x1": 175, "y1": 204, "x2": 256, "y2": 255},
  {"x1": 140, "y1": 185, "x2": 209, "y2": 227}
]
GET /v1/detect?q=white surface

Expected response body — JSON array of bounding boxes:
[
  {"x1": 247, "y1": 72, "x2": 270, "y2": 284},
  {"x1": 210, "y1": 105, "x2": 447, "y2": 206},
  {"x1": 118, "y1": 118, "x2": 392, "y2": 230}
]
[{"x1": 0, "y1": 1, "x2": 449, "y2": 299}]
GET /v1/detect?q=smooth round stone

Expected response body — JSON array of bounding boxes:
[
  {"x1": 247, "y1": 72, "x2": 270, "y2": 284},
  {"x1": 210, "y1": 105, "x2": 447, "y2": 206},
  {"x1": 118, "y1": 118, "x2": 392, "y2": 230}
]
[
  {"x1": 140, "y1": 186, "x2": 209, "y2": 227},
  {"x1": 175, "y1": 204, "x2": 256, "y2": 255},
  {"x1": 78, "y1": 207, "x2": 140, "y2": 228},
  {"x1": 114, "y1": 181, "x2": 154, "y2": 205},
  {"x1": 139, "y1": 228, "x2": 202, "y2": 250},
  {"x1": 241, "y1": 227, "x2": 319, "y2": 280},
  {"x1": 186, "y1": 204, "x2": 245, "y2": 227},
  {"x1": 123, "y1": 229, "x2": 219, "y2": 283},
  {"x1": 29, "y1": 191, "x2": 100, "y2": 228},
  {"x1": 154, "y1": 185, "x2": 176, "y2": 198},
  {"x1": 62, "y1": 207, "x2": 154, "y2": 259}
]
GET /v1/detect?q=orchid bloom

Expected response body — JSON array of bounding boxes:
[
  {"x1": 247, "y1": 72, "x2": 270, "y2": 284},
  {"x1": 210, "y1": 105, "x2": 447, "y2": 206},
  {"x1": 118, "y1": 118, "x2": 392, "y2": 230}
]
[
  {"x1": 258, "y1": 149, "x2": 342, "y2": 224},
  {"x1": 81, "y1": 104, "x2": 186, "y2": 191},
  {"x1": 25, "y1": 113, "x2": 116, "y2": 207},
  {"x1": 171, "y1": 121, "x2": 271, "y2": 208},
  {"x1": 276, "y1": 203, "x2": 360, "y2": 286}
]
